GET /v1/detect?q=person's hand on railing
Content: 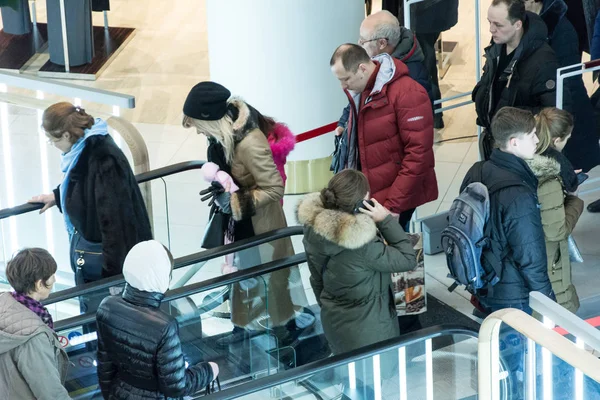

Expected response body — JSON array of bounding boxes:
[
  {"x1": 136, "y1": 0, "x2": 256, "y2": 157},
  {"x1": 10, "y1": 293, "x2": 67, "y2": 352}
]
[{"x1": 28, "y1": 194, "x2": 56, "y2": 214}]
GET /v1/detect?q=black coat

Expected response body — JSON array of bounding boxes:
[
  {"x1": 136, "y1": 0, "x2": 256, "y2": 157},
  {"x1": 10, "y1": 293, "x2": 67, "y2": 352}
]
[
  {"x1": 54, "y1": 134, "x2": 152, "y2": 277},
  {"x1": 473, "y1": 12, "x2": 559, "y2": 130},
  {"x1": 96, "y1": 286, "x2": 214, "y2": 399},
  {"x1": 461, "y1": 150, "x2": 554, "y2": 306},
  {"x1": 410, "y1": 0, "x2": 459, "y2": 34},
  {"x1": 541, "y1": 0, "x2": 600, "y2": 171}
]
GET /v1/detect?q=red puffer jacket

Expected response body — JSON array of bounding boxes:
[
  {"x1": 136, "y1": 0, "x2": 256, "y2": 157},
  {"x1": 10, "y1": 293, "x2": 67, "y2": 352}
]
[{"x1": 346, "y1": 55, "x2": 438, "y2": 213}]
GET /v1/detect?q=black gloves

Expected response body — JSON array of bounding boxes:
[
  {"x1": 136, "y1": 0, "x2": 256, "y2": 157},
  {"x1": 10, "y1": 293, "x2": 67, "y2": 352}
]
[{"x1": 200, "y1": 182, "x2": 232, "y2": 215}]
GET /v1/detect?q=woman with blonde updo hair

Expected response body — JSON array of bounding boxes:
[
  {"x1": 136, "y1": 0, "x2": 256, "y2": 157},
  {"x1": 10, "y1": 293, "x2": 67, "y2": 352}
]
[
  {"x1": 297, "y1": 169, "x2": 417, "y2": 354},
  {"x1": 29, "y1": 102, "x2": 152, "y2": 323}
]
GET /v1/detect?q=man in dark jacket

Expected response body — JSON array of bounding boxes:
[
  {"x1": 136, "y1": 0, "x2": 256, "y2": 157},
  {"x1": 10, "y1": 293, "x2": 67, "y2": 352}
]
[
  {"x1": 473, "y1": 0, "x2": 559, "y2": 160},
  {"x1": 335, "y1": 10, "x2": 433, "y2": 136},
  {"x1": 526, "y1": 0, "x2": 600, "y2": 172},
  {"x1": 330, "y1": 44, "x2": 437, "y2": 230},
  {"x1": 461, "y1": 107, "x2": 555, "y2": 313}
]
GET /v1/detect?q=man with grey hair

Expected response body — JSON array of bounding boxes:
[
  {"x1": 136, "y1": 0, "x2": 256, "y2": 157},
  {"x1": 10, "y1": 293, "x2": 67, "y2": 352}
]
[{"x1": 335, "y1": 10, "x2": 433, "y2": 139}]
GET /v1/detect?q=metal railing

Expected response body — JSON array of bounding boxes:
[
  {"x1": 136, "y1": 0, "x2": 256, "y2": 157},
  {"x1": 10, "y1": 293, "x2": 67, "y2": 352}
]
[
  {"x1": 45, "y1": 225, "x2": 302, "y2": 307},
  {"x1": 203, "y1": 324, "x2": 479, "y2": 400},
  {"x1": 0, "y1": 160, "x2": 205, "y2": 220},
  {"x1": 0, "y1": 71, "x2": 135, "y2": 109},
  {"x1": 404, "y1": 0, "x2": 481, "y2": 115},
  {"x1": 54, "y1": 249, "x2": 306, "y2": 331},
  {"x1": 479, "y1": 304, "x2": 600, "y2": 400}
]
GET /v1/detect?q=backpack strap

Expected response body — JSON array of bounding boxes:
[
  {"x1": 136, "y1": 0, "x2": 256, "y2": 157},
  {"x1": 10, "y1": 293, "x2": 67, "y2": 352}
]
[{"x1": 472, "y1": 161, "x2": 485, "y2": 183}]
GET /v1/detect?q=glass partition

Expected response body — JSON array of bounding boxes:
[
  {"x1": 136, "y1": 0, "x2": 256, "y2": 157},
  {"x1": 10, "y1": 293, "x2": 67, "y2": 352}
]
[{"x1": 55, "y1": 252, "x2": 322, "y2": 399}]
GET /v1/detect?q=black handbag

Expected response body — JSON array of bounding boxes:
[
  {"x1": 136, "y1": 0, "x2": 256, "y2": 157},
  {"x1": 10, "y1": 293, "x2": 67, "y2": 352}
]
[
  {"x1": 70, "y1": 231, "x2": 104, "y2": 284},
  {"x1": 201, "y1": 210, "x2": 229, "y2": 249},
  {"x1": 330, "y1": 132, "x2": 345, "y2": 172}
]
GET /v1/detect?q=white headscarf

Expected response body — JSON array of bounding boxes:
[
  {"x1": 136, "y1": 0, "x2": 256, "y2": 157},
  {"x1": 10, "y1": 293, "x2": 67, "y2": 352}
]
[{"x1": 123, "y1": 240, "x2": 172, "y2": 294}]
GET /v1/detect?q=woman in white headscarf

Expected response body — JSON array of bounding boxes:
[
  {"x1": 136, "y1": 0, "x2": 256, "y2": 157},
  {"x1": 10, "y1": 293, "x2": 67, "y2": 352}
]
[{"x1": 95, "y1": 240, "x2": 218, "y2": 399}]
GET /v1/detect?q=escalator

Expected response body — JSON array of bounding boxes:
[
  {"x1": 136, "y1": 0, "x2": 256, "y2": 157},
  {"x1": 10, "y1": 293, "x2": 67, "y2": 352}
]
[
  {"x1": 0, "y1": 158, "x2": 484, "y2": 399},
  {"x1": 51, "y1": 240, "x2": 325, "y2": 399},
  {"x1": 201, "y1": 324, "x2": 481, "y2": 400}
]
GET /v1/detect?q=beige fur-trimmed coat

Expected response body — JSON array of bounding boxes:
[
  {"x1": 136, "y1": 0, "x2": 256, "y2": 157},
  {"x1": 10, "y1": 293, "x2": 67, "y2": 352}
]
[
  {"x1": 297, "y1": 193, "x2": 417, "y2": 354},
  {"x1": 225, "y1": 99, "x2": 298, "y2": 328},
  {"x1": 527, "y1": 155, "x2": 584, "y2": 313}
]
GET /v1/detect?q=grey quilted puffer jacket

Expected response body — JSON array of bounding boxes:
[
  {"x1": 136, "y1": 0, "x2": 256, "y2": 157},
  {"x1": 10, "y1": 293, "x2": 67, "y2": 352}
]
[{"x1": 0, "y1": 292, "x2": 71, "y2": 400}]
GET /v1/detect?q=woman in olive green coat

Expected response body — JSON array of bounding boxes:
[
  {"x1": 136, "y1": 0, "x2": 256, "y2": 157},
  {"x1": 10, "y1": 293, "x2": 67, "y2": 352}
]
[
  {"x1": 297, "y1": 170, "x2": 417, "y2": 354},
  {"x1": 529, "y1": 108, "x2": 584, "y2": 313}
]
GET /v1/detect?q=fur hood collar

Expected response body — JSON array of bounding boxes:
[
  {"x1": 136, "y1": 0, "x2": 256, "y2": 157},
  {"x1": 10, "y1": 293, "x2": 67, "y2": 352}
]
[
  {"x1": 228, "y1": 97, "x2": 263, "y2": 142},
  {"x1": 526, "y1": 154, "x2": 561, "y2": 179},
  {"x1": 296, "y1": 193, "x2": 377, "y2": 249}
]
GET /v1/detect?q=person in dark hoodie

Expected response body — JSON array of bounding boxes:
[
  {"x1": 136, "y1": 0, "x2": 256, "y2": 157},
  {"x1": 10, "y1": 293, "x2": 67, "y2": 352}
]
[
  {"x1": 335, "y1": 10, "x2": 433, "y2": 138},
  {"x1": 473, "y1": 0, "x2": 560, "y2": 160},
  {"x1": 525, "y1": 0, "x2": 600, "y2": 173}
]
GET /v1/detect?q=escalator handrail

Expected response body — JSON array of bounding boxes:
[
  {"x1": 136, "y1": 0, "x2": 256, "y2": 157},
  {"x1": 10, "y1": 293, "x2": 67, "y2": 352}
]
[
  {"x1": 0, "y1": 160, "x2": 206, "y2": 220},
  {"x1": 205, "y1": 324, "x2": 480, "y2": 400},
  {"x1": 54, "y1": 252, "x2": 306, "y2": 331},
  {"x1": 44, "y1": 226, "x2": 304, "y2": 305}
]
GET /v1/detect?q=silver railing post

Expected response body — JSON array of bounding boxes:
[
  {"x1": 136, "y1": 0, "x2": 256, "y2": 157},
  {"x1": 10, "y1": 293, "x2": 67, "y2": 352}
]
[{"x1": 58, "y1": 0, "x2": 70, "y2": 73}]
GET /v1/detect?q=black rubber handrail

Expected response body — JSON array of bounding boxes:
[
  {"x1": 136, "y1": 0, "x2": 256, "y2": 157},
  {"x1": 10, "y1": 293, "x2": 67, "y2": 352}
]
[
  {"x1": 54, "y1": 252, "x2": 306, "y2": 331},
  {"x1": 204, "y1": 325, "x2": 479, "y2": 400},
  {"x1": 0, "y1": 160, "x2": 205, "y2": 220},
  {"x1": 44, "y1": 226, "x2": 303, "y2": 306}
]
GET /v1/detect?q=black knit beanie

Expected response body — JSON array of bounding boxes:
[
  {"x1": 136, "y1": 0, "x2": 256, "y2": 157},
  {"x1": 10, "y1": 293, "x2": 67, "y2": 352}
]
[{"x1": 183, "y1": 81, "x2": 231, "y2": 121}]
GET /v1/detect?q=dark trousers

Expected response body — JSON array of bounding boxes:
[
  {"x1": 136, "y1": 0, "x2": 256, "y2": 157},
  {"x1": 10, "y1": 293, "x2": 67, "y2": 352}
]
[
  {"x1": 399, "y1": 208, "x2": 416, "y2": 232},
  {"x1": 381, "y1": 0, "x2": 401, "y2": 17},
  {"x1": 416, "y1": 32, "x2": 442, "y2": 120}
]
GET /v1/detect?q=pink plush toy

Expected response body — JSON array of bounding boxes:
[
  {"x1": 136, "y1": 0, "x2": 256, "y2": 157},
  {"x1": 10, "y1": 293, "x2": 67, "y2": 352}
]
[{"x1": 201, "y1": 162, "x2": 239, "y2": 193}]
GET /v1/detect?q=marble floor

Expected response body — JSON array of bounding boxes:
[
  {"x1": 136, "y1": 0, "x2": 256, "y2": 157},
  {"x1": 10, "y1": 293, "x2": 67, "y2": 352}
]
[{"x1": 1, "y1": 0, "x2": 600, "y2": 397}]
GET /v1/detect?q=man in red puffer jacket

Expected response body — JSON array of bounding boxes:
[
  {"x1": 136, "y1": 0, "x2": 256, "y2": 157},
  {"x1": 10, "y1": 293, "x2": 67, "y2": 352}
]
[{"x1": 330, "y1": 43, "x2": 438, "y2": 229}]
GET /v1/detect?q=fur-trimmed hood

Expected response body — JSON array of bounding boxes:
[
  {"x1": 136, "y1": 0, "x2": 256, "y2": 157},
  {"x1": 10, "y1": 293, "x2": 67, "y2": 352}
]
[
  {"x1": 296, "y1": 193, "x2": 377, "y2": 250},
  {"x1": 526, "y1": 154, "x2": 561, "y2": 179},
  {"x1": 228, "y1": 97, "x2": 263, "y2": 143}
]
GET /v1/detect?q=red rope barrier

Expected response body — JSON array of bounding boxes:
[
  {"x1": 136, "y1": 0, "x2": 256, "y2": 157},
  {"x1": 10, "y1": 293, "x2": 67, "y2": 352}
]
[
  {"x1": 295, "y1": 122, "x2": 338, "y2": 143},
  {"x1": 553, "y1": 316, "x2": 600, "y2": 336}
]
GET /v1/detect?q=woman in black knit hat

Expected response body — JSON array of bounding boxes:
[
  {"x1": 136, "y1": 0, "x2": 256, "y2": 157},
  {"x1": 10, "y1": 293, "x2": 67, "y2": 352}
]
[{"x1": 182, "y1": 82, "x2": 313, "y2": 346}]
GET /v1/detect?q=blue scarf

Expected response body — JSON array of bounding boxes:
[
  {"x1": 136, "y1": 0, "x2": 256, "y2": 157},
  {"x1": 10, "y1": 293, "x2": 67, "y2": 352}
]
[{"x1": 60, "y1": 118, "x2": 109, "y2": 235}]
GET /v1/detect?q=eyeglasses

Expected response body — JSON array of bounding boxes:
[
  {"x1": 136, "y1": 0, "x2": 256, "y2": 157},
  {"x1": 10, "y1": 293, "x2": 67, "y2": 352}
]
[{"x1": 358, "y1": 37, "x2": 387, "y2": 46}]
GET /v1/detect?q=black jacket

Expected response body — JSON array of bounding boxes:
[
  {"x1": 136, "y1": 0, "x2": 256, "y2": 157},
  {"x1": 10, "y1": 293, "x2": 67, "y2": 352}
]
[
  {"x1": 461, "y1": 150, "x2": 554, "y2": 306},
  {"x1": 540, "y1": 0, "x2": 600, "y2": 172},
  {"x1": 410, "y1": 0, "x2": 459, "y2": 34},
  {"x1": 473, "y1": 12, "x2": 559, "y2": 130},
  {"x1": 96, "y1": 286, "x2": 213, "y2": 400},
  {"x1": 54, "y1": 135, "x2": 153, "y2": 277}
]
